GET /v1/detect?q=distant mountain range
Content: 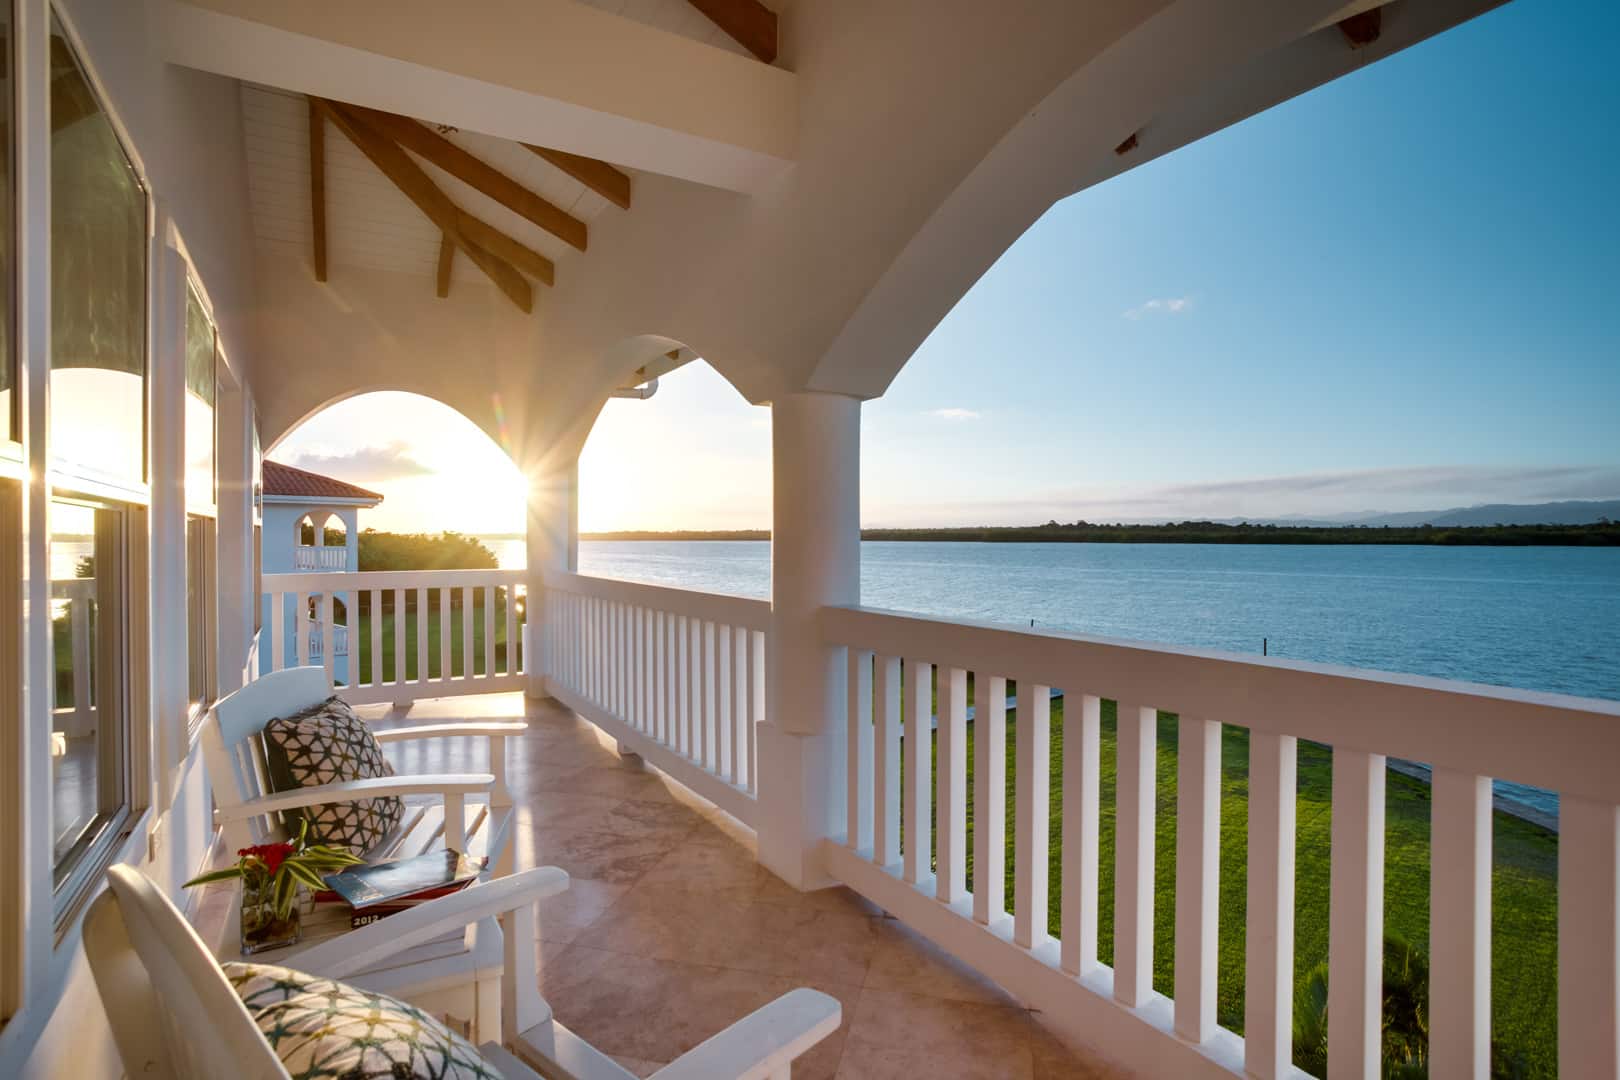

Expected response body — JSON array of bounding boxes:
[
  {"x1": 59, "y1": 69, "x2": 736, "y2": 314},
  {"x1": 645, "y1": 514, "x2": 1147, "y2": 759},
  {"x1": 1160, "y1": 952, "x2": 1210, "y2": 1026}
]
[{"x1": 1249, "y1": 499, "x2": 1620, "y2": 528}]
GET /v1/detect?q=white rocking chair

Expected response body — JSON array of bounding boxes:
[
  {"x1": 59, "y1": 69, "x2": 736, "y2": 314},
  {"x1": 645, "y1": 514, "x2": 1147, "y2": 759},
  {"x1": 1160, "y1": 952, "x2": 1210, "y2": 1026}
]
[
  {"x1": 202, "y1": 666, "x2": 525, "y2": 866},
  {"x1": 85, "y1": 864, "x2": 843, "y2": 1080}
]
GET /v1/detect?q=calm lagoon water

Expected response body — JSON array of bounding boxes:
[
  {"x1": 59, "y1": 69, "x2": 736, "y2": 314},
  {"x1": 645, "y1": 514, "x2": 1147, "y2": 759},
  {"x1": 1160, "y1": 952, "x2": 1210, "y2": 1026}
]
[
  {"x1": 572, "y1": 541, "x2": 1620, "y2": 703},
  {"x1": 525, "y1": 539, "x2": 1620, "y2": 814}
]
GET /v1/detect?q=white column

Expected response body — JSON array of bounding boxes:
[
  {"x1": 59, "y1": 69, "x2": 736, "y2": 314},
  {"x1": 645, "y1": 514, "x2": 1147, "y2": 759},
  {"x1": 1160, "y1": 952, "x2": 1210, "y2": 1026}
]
[
  {"x1": 525, "y1": 458, "x2": 576, "y2": 699},
  {"x1": 150, "y1": 233, "x2": 189, "y2": 807},
  {"x1": 757, "y1": 391, "x2": 859, "y2": 889}
]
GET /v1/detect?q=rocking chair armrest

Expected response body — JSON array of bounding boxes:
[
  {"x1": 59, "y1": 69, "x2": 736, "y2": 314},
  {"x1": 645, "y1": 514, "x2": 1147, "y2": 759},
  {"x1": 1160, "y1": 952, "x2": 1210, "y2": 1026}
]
[
  {"x1": 310, "y1": 866, "x2": 571, "y2": 980},
  {"x1": 649, "y1": 989, "x2": 842, "y2": 1080},
  {"x1": 371, "y1": 721, "x2": 528, "y2": 743},
  {"x1": 218, "y1": 773, "x2": 496, "y2": 821}
]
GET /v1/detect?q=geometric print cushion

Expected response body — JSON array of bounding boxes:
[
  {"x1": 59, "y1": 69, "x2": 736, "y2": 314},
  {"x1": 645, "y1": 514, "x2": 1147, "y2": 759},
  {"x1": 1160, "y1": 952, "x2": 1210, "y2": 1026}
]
[
  {"x1": 222, "y1": 961, "x2": 501, "y2": 1080},
  {"x1": 263, "y1": 696, "x2": 404, "y2": 857}
]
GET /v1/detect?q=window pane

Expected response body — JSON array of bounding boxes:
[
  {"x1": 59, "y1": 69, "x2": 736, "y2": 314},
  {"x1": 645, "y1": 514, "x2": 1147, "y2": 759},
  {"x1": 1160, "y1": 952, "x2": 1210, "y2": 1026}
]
[
  {"x1": 184, "y1": 284, "x2": 215, "y2": 502},
  {"x1": 0, "y1": 5, "x2": 14, "y2": 442},
  {"x1": 50, "y1": 499, "x2": 127, "y2": 890},
  {"x1": 49, "y1": 19, "x2": 147, "y2": 483}
]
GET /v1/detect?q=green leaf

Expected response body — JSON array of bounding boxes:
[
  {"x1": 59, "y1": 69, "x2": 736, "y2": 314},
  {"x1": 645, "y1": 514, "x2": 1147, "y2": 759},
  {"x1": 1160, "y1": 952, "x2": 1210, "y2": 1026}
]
[{"x1": 182, "y1": 866, "x2": 244, "y2": 888}]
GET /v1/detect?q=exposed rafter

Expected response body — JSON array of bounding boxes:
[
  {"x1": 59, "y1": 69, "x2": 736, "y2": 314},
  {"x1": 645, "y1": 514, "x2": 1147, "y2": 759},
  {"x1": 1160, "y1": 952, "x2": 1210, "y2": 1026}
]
[
  {"x1": 686, "y1": 0, "x2": 777, "y2": 64},
  {"x1": 523, "y1": 145, "x2": 631, "y2": 211},
  {"x1": 319, "y1": 99, "x2": 534, "y2": 312},
  {"x1": 309, "y1": 98, "x2": 328, "y2": 283},
  {"x1": 1338, "y1": 7, "x2": 1383, "y2": 48},
  {"x1": 436, "y1": 233, "x2": 453, "y2": 298},
  {"x1": 345, "y1": 104, "x2": 588, "y2": 252}
]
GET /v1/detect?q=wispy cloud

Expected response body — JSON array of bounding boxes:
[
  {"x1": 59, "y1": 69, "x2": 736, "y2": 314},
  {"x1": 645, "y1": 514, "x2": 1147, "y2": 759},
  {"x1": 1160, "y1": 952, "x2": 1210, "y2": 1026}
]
[
  {"x1": 863, "y1": 465, "x2": 1620, "y2": 528},
  {"x1": 1123, "y1": 296, "x2": 1192, "y2": 320},
  {"x1": 286, "y1": 441, "x2": 433, "y2": 481},
  {"x1": 928, "y1": 408, "x2": 981, "y2": 421}
]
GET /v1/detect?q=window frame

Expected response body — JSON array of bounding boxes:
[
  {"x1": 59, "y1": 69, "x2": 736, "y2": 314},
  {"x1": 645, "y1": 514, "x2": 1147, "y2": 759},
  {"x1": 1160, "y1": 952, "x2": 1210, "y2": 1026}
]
[
  {"x1": 46, "y1": 492, "x2": 138, "y2": 929},
  {"x1": 184, "y1": 513, "x2": 216, "y2": 736}
]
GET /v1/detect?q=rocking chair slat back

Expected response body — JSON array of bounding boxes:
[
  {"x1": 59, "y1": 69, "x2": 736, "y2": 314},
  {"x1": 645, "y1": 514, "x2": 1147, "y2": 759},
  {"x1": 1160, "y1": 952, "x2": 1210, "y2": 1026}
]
[{"x1": 202, "y1": 666, "x2": 333, "y2": 847}]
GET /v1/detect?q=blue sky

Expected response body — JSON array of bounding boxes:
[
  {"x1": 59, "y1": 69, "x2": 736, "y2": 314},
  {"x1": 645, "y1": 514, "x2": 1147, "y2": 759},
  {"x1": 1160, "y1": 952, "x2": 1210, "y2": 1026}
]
[{"x1": 279, "y1": 0, "x2": 1620, "y2": 532}]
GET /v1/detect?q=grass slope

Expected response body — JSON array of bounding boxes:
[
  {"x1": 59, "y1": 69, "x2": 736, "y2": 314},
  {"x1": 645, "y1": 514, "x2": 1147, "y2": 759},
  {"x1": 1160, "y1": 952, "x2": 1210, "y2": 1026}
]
[{"x1": 908, "y1": 697, "x2": 1558, "y2": 1075}]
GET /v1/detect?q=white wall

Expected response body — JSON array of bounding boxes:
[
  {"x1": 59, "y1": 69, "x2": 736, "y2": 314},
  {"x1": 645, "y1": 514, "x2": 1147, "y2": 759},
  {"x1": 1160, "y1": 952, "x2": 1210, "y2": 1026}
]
[{"x1": 1, "y1": 0, "x2": 260, "y2": 1074}]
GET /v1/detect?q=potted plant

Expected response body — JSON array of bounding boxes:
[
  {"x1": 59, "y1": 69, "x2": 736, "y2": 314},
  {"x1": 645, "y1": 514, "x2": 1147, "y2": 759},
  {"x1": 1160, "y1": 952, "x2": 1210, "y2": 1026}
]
[{"x1": 184, "y1": 819, "x2": 364, "y2": 953}]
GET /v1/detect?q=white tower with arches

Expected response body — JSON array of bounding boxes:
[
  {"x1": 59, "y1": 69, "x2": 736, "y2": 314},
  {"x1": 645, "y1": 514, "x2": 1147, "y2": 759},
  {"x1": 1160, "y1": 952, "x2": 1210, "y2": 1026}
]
[{"x1": 258, "y1": 461, "x2": 384, "y2": 682}]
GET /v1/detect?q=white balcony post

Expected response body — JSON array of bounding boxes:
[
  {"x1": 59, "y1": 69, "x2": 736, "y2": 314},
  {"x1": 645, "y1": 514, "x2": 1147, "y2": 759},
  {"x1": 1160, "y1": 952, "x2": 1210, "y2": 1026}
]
[
  {"x1": 525, "y1": 458, "x2": 576, "y2": 700},
  {"x1": 758, "y1": 391, "x2": 859, "y2": 889}
]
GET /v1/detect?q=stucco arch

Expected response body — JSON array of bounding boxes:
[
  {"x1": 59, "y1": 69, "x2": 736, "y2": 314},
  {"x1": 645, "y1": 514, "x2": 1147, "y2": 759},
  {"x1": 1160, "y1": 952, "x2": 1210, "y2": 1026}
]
[{"x1": 809, "y1": 0, "x2": 1485, "y2": 398}]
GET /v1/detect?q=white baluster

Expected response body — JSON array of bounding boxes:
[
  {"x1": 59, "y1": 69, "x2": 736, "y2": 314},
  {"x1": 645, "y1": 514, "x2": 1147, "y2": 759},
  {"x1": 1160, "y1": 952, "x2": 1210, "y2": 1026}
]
[
  {"x1": 700, "y1": 620, "x2": 714, "y2": 769},
  {"x1": 295, "y1": 591, "x2": 310, "y2": 665},
  {"x1": 751, "y1": 628, "x2": 764, "y2": 790},
  {"x1": 504, "y1": 584, "x2": 517, "y2": 678},
  {"x1": 1328, "y1": 749, "x2": 1386, "y2": 1080},
  {"x1": 903, "y1": 658, "x2": 933, "y2": 886},
  {"x1": 320, "y1": 591, "x2": 335, "y2": 685},
  {"x1": 1431, "y1": 769, "x2": 1491, "y2": 1080},
  {"x1": 393, "y1": 587, "x2": 405, "y2": 684},
  {"x1": 460, "y1": 586, "x2": 473, "y2": 680},
  {"x1": 1245, "y1": 731, "x2": 1297, "y2": 1079},
  {"x1": 1015, "y1": 684, "x2": 1051, "y2": 949},
  {"x1": 732, "y1": 626, "x2": 747, "y2": 784},
  {"x1": 1559, "y1": 797, "x2": 1620, "y2": 1078},
  {"x1": 936, "y1": 666, "x2": 967, "y2": 903},
  {"x1": 717, "y1": 623, "x2": 732, "y2": 777},
  {"x1": 1174, "y1": 716, "x2": 1221, "y2": 1042},
  {"x1": 272, "y1": 591, "x2": 287, "y2": 671},
  {"x1": 1114, "y1": 703, "x2": 1156, "y2": 1005},
  {"x1": 973, "y1": 675, "x2": 1007, "y2": 925},
  {"x1": 874, "y1": 655, "x2": 902, "y2": 869},
  {"x1": 439, "y1": 587, "x2": 452, "y2": 684},
  {"x1": 847, "y1": 648, "x2": 874, "y2": 852},
  {"x1": 483, "y1": 585, "x2": 495, "y2": 679},
  {"x1": 1061, "y1": 694, "x2": 1101, "y2": 975},
  {"x1": 750, "y1": 629, "x2": 764, "y2": 790},
  {"x1": 416, "y1": 587, "x2": 428, "y2": 685}
]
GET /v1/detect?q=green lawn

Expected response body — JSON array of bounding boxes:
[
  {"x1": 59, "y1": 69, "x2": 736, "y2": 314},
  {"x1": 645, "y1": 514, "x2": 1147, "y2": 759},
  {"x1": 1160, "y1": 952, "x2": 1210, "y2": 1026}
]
[
  {"x1": 898, "y1": 692, "x2": 1557, "y2": 1076},
  {"x1": 347, "y1": 592, "x2": 524, "y2": 685}
]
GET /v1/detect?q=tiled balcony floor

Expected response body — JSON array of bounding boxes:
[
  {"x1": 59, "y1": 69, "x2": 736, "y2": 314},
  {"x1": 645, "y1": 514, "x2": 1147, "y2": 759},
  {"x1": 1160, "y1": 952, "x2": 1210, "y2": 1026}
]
[{"x1": 360, "y1": 693, "x2": 1128, "y2": 1080}]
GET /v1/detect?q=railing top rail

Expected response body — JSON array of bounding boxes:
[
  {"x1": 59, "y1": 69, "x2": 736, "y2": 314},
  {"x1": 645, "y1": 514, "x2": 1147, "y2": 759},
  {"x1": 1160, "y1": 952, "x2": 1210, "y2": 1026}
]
[
  {"x1": 823, "y1": 603, "x2": 1620, "y2": 805},
  {"x1": 263, "y1": 567, "x2": 526, "y2": 591},
  {"x1": 543, "y1": 569, "x2": 770, "y2": 630}
]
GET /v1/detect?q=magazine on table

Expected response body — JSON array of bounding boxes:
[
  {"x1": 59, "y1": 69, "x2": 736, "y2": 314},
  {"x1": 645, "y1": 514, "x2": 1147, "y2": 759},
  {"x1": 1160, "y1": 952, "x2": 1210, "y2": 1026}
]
[{"x1": 319, "y1": 850, "x2": 488, "y2": 911}]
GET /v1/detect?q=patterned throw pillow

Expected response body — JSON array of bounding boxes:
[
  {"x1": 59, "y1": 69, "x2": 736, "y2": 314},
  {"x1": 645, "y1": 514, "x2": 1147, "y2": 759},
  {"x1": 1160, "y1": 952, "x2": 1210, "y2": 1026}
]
[
  {"x1": 224, "y1": 961, "x2": 501, "y2": 1080},
  {"x1": 263, "y1": 697, "x2": 403, "y2": 856}
]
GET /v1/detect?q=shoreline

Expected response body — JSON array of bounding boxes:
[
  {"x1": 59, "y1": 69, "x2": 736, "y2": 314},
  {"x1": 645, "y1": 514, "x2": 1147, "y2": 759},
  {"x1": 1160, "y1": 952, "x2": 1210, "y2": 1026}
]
[{"x1": 580, "y1": 526, "x2": 1620, "y2": 547}]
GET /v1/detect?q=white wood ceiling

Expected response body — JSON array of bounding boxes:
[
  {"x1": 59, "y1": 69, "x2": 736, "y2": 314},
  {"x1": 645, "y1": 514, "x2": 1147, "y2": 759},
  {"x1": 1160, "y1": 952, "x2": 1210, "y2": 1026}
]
[{"x1": 242, "y1": 84, "x2": 617, "y2": 286}]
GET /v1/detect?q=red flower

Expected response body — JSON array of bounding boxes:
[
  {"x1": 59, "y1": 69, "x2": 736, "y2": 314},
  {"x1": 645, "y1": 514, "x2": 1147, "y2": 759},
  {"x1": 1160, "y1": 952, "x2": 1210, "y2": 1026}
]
[{"x1": 237, "y1": 842, "x2": 297, "y2": 877}]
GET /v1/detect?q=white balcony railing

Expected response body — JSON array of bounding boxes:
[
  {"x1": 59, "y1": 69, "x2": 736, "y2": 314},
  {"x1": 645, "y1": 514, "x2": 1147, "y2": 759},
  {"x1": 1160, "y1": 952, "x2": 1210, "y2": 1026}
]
[
  {"x1": 819, "y1": 604, "x2": 1620, "y2": 1079},
  {"x1": 292, "y1": 545, "x2": 348, "y2": 571},
  {"x1": 261, "y1": 568, "x2": 528, "y2": 706},
  {"x1": 50, "y1": 578, "x2": 97, "y2": 736},
  {"x1": 540, "y1": 570, "x2": 768, "y2": 828}
]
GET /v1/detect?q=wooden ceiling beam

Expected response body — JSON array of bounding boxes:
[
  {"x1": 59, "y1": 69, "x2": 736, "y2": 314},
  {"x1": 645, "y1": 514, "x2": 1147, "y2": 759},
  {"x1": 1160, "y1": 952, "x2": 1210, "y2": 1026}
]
[
  {"x1": 455, "y1": 211, "x2": 555, "y2": 286},
  {"x1": 320, "y1": 100, "x2": 534, "y2": 312},
  {"x1": 309, "y1": 97, "x2": 328, "y2": 283},
  {"x1": 346, "y1": 104, "x2": 588, "y2": 252},
  {"x1": 436, "y1": 233, "x2": 453, "y2": 298},
  {"x1": 523, "y1": 145, "x2": 631, "y2": 210},
  {"x1": 686, "y1": 0, "x2": 777, "y2": 64}
]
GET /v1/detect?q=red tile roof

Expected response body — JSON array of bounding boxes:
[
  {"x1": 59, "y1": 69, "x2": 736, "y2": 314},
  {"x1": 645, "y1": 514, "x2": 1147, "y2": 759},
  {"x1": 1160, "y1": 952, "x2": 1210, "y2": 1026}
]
[{"x1": 262, "y1": 460, "x2": 385, "y2": 504}]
